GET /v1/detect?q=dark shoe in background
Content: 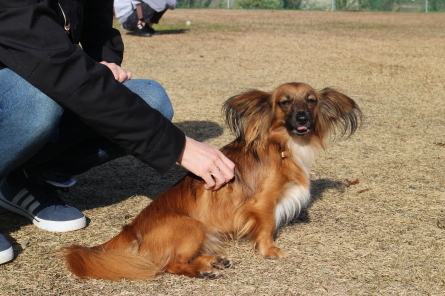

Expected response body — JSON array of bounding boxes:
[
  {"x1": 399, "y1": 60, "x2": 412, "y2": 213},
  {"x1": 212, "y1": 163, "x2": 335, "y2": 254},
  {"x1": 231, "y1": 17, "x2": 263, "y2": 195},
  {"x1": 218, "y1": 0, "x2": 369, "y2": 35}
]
[{"x1": 134, "y1": 26, "x2": 153, "y2": 37}]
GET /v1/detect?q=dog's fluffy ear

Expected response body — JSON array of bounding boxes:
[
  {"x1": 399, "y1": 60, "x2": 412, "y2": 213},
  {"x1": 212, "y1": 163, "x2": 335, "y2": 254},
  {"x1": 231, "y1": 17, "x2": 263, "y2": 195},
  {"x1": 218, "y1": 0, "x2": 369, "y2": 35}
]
[
  {"x1": 317, "y1": 87, "x2": 363, "y2": 138},
  {"x1": 223, "y1": 90, "x2": 273, "y2": 146}
]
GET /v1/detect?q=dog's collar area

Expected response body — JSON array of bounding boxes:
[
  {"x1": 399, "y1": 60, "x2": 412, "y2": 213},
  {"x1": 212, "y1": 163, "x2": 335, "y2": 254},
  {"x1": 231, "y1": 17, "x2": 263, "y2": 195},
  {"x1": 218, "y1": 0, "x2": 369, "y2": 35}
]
[{"x1": 281, "y1": 151, "x2": 291, "y2": 158}]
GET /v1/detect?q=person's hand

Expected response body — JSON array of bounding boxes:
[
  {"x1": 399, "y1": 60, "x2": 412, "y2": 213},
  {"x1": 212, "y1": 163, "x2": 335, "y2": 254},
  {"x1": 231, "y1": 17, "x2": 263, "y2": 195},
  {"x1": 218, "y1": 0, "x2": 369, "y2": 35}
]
[
  {"x1": 177, "y1": 136, "x2": 235, "y2": 190},
  {"x1": 100, "y1": 61, "x2": 132, "y2": 83}
]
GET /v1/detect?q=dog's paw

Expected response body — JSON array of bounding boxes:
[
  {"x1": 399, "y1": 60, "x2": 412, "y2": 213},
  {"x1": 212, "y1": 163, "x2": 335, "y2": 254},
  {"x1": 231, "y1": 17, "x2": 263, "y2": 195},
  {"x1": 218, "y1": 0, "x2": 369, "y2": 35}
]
[
  {"x1": 263, "y1": 247, "x2": 286, "y2": 259},
  {"x1": 211, "y1": 257, "x2": 233, "y2": 270},
  {"x1": 197, "y1": 269, "x2": 223, "y2": 280}
]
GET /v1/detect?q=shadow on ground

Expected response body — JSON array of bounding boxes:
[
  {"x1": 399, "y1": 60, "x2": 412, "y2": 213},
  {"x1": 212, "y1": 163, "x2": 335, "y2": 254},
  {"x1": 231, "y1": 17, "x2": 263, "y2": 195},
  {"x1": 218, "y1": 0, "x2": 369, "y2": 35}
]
[
  {"x1": 288, "y1": 178, "x2": 346, "y2": 225},
  {"x1": 65, "y1": 120, "x2": 224, "y2": 208},
  {"x1": 125, "y1": 29, "x2": 189, "y2": 36}
]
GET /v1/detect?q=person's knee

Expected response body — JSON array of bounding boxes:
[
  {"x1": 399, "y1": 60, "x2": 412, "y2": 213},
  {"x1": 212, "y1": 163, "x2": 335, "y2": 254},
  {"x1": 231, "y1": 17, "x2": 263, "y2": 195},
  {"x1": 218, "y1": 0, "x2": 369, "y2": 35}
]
[
  {"x1": 29, "y1": 94, "x2": 64, "y2": 138},
  {"x1": 124, "y1": 79, "x2": 174, "y2": 120},
  {"x1": 146, "y1": 80, "x2": 174, "y2": 119},
  {"x1": 0, "y1": 68, "x2": 64, "y2": 138}
]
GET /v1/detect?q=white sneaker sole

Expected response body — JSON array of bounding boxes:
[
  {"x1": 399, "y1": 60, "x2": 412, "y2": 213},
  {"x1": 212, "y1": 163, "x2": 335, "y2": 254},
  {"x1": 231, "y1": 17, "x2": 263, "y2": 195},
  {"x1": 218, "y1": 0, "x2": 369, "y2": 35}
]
[
  {"x1": 0, "y1": 197, "x2": 87, "y2": 232},
  {"x1": 33, "y1": 216, "x2": 87, "y2": 232},
  {"x1": 0, "y1": 245, "x2": 14, "y2": 264}
]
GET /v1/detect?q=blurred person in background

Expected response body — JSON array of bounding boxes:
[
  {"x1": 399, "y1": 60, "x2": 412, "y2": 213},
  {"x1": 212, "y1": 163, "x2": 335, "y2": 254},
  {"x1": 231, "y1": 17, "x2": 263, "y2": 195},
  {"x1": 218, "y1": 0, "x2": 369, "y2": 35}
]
[{"x1": 114, "y1": 0, "x2": 176, "y2": 37}]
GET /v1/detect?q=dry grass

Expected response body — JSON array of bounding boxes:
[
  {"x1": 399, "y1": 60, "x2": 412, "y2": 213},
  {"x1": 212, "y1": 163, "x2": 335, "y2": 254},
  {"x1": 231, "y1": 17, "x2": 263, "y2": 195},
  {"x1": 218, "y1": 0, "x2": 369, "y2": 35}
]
[{"x1": 1, "y1": 9, "x2": 445, "y2": 296}]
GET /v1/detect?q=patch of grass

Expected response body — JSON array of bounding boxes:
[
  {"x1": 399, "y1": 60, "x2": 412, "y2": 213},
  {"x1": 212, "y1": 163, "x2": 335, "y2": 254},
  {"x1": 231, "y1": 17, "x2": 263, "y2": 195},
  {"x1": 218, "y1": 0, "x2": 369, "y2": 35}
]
[{"x1": 154, "y1": 24, "x2": 187, "y2": 31}]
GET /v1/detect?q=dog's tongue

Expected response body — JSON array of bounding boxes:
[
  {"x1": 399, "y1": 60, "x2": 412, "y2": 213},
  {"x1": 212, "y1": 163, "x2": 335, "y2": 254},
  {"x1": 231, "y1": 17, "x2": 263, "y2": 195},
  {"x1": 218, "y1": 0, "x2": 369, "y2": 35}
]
[{"x1": 297, "y1": 126, "x2": 308, "y2": 131}]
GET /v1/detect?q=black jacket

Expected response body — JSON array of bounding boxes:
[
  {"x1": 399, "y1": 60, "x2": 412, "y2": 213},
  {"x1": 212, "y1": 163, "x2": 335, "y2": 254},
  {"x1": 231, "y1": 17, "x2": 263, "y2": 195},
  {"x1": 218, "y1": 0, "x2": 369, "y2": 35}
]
[{"x1": 0, "y1": 0, "x2": 185, "y2": 173}]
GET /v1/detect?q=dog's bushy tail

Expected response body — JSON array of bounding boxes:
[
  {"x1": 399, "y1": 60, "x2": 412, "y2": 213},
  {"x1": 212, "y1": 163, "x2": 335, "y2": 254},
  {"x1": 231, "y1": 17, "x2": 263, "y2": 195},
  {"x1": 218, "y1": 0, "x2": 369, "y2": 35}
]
[
  {"x1": 62, "y1": 225, "x2": 160, "y2": 280},
  {"x1": 63, "y1": 245, "x2": 159, "y2": 280}
]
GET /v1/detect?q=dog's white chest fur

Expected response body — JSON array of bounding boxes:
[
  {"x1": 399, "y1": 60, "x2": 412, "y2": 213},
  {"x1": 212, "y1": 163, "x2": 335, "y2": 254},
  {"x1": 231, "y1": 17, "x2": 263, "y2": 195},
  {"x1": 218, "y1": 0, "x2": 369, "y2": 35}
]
[
  {"x1": 274, "y1": 183, "x2": 310, "y2": 228},
  {"x1": 274, "y1": 138, "x2": 315, "y2": 228}
]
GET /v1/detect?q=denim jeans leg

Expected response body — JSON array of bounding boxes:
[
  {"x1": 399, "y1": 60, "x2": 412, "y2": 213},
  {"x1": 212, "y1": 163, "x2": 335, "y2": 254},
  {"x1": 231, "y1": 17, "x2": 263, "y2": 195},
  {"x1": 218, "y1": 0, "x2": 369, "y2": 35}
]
[
  {"x1": 124, "y1": 79, "x2": 174, "y2": 121},
  {"x1": 23, "y1": 79, "x2": 174, "y2": 183},
  {"x1": 0, "y1": 68, "x2": 64, "y2": 182}
]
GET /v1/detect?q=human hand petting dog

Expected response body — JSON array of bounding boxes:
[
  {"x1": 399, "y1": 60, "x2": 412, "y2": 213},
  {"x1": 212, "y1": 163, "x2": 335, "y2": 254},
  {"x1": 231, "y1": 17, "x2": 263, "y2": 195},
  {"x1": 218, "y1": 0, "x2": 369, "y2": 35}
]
[
  {"x1": 102, "y1": 61, "x2": 234, "y2": 189},
  {"x1": 100, "y1": 61, "x2": 233, "y2": 189},
  {"x1": 100, "y1": 61, "x2": 132, "y2": 83},
  {"x1": 177, "y1": 136, "x2": 235, "y2": 190}
]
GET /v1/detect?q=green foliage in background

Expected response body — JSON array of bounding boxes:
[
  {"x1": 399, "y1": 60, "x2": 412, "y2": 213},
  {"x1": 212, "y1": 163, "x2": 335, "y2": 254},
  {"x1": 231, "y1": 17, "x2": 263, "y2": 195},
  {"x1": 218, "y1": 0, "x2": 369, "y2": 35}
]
[
  {"x1": 177, "y1": 0, "x2": 301, "y2": 9},
  {"x1": 236, "y1": 0, "x2": 281, "y2": 9},
  {"x1": 429, "y1": 0, "x2": 445, "y2": 10},
  {"x1": 357, "y1": 0, "x2": 398, "y2": 11},
  {"x1": 282, "y1": 0, "x2": 302, "y2": 9},
  {"x1": 176, "y1": 0, "x2": 444, "y2": 10}
]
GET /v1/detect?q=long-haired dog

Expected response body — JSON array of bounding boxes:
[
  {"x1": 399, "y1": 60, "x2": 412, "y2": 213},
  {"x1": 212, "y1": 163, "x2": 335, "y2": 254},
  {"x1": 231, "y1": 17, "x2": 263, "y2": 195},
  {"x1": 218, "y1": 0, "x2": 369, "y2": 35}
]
[{"x1": 63, "y1": 82, "x2": 362, "y2": 280}]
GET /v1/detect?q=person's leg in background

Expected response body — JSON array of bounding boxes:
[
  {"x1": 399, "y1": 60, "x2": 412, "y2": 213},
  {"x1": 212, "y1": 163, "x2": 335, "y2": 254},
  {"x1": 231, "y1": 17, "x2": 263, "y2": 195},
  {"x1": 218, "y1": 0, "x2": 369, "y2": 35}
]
[
  {"x1": 148, "y1": 7, "x2": 167, "y2": 32},
  {"x1": 121, "y1": 3, "x2": 167, "y2": 37},
  {"x1": 122, "y1": 3, "x2": 156, "y2": 37},
  {"x1": 141, "y1": 3, "x2": 167, "y2": 35}
]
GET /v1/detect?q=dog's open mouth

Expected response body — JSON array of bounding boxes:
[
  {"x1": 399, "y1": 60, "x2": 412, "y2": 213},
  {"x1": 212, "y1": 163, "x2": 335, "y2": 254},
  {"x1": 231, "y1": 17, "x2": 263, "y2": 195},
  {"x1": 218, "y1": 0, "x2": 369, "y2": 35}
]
[{"x1": 291, "y1": 126, "x2": 310, "y2": 136}]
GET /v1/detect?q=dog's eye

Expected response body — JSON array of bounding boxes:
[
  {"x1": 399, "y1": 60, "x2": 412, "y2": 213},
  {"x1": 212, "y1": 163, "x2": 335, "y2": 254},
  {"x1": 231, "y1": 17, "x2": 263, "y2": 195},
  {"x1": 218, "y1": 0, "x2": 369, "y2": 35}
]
[
  {"x1": 279, "y1": 100, "x2": 291, "y2": 106},
  {"x1": 307, "y1": 98, "x2": 317, "y2": 104}
]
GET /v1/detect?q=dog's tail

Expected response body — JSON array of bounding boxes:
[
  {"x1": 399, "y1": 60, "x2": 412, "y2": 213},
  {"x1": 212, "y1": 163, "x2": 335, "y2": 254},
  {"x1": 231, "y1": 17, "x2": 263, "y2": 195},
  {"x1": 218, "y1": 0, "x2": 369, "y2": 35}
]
[{"x1": 62, "y1": 225, "x2": 160, "y2": 280}]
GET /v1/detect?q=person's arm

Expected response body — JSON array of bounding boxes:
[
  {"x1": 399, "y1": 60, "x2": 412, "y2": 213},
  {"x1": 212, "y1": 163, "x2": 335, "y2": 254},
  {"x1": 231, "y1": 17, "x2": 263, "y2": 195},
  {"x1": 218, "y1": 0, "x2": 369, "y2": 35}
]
[
  {"x1": 81, "y1": 0, "x2": 132, "y2": 83},
  {"x1": 0, "y1": 1, "x2": 183, "y2": 173},
  {"x1": 80, "y1": 0, "x2": 124, "y2": 65}
]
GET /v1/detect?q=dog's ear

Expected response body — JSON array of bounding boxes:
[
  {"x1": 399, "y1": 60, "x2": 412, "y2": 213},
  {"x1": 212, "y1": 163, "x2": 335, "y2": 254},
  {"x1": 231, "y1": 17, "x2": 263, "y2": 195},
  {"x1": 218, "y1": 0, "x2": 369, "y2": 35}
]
[
  {"x1": 223, "y1": 90, "x2": 273, "y2": 146},
  {"x1": 317, "y1": 88, "x2": 363, "y2": 138}
]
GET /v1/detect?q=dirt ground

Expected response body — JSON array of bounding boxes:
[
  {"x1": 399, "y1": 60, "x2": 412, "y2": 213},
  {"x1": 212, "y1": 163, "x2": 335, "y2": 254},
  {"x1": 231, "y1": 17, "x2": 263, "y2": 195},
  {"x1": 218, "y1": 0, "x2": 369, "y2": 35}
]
[{"x1": 1, "y1": 9, "x2": 444, "y2": 296}]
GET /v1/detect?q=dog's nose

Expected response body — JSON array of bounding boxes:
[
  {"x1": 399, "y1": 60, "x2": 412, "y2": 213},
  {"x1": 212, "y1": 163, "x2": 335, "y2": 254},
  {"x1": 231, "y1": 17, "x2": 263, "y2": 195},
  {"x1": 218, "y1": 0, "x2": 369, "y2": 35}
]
[{"x1": 296, "y1": 111, "x2": 309, "y2": 126}]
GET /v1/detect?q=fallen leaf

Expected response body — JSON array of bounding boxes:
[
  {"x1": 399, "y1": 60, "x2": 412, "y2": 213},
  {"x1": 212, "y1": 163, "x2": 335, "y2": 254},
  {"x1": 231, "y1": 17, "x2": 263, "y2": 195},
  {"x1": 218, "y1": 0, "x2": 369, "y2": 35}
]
[{"x1": 345, "y1": 178, "x2": 360, "y2": 185}]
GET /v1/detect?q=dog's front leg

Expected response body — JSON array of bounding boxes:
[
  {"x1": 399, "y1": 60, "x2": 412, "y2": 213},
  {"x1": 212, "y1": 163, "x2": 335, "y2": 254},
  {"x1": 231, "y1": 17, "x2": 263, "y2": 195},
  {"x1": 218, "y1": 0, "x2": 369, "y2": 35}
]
[
  {"x1": 256, "y1": 227, "x2": 285, "y2": 259},
  {"x1": 244, "y1": 199, "x2": 286, "y2": 259}
]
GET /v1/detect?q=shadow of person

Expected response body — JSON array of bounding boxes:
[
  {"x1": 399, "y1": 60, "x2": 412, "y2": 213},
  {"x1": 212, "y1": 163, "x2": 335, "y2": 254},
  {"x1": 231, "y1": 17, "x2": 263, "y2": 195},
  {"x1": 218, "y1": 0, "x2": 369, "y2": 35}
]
[
  {"x1": 175, "y1": 120, "x2": 224, "y2": 142},
  {"x1": 125, "y1": 29, "x2": 189, "y2": 36},
  {"x1": 154, "y1": 29, "x2": 189, "y2": 35},
  {"x1": 67, "y1": 120, "x2": 225, "y2": 211}
]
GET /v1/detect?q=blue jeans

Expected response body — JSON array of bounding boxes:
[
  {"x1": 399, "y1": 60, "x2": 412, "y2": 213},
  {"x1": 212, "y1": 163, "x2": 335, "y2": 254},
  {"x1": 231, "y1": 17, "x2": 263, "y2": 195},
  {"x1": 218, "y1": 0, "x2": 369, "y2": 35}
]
[{"x1": 0, "y1": 68, "x2": 174, "y2": 184}]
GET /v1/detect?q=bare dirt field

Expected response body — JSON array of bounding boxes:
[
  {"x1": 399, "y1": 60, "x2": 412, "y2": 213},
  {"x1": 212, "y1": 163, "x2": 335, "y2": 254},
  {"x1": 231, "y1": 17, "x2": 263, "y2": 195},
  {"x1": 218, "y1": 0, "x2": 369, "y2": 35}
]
[{"x1": 1, "y1": 9, "x2": 444, "y2": 296}]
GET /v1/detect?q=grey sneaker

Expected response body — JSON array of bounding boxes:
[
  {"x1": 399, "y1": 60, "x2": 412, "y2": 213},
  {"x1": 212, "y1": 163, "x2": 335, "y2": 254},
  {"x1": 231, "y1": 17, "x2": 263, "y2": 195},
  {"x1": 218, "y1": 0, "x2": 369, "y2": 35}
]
[
  {"x1": 0, "y1": 172, "x2": 86, "y2": 232},
  {"x1": 0, "y1": 234, "x2": 13, "y2": 264}
]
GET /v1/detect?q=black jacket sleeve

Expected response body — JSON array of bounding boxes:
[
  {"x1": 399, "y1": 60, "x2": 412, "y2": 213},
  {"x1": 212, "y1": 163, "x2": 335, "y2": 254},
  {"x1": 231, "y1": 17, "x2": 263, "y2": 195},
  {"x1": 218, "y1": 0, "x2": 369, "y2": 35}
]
[
  {"x1": 80, "y1": 0, "x2": 124, "y2": 64},
  {"x1": 0, "y1": 0, "x2": 185, "y2": 173}
]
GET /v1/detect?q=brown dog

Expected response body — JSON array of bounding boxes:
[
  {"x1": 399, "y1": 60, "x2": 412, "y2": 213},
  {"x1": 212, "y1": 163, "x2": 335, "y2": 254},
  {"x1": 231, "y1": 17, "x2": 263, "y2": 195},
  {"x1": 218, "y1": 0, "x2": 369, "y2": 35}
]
[{"x1": 63, "y1": 82, "x2": 362, "y2": 280}]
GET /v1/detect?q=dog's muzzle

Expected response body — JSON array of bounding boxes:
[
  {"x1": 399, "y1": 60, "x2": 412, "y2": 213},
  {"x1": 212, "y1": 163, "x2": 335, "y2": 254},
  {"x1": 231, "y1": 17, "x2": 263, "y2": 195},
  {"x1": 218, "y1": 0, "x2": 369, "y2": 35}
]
[{"x1": 289, "y1": 111, "x2": 312, "y2": 136}]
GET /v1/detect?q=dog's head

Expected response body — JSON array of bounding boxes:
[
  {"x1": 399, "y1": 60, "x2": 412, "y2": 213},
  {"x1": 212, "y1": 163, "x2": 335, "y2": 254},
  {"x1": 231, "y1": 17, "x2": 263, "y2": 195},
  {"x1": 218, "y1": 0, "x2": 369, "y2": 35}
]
[
  {"x1": 272, "y1": 83, "x2": 362, "y2": 140},
  {"x1": 272, "y1": 83, "x2": 319, "y2": 136},
  {"x1": 224, "y1": 82, "x2": 362, "y2": 147}
]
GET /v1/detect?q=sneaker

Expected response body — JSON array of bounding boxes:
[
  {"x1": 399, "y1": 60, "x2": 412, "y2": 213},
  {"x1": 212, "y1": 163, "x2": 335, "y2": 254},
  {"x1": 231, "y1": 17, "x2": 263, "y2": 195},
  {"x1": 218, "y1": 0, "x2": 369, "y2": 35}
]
[
  {"x1": 0, "y1": 234, "x2": 13, "y2": 264},
  {"x1": 0, "y1": 173, "x2": 87, "y2": 232},
  {"x1": 134, "y1": 26, "x2": 153, "y2": 37},
  {"x1": 46, "y1": 178, "x2": 77, "y2": 188}
]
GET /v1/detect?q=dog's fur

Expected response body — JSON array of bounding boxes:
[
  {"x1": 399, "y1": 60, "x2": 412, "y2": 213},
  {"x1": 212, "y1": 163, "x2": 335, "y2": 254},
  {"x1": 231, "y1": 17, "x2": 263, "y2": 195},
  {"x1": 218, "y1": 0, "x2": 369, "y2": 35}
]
[{"x1": 63, "y1": 82, "x2": 362, "y2": 280}]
